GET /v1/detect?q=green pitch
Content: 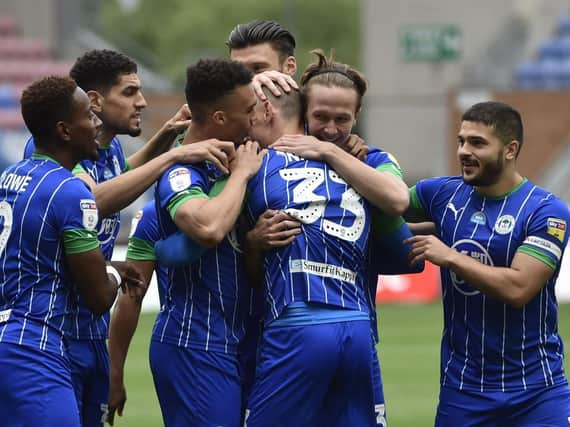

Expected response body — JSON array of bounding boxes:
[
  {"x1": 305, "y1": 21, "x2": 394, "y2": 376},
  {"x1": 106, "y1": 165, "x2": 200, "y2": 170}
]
[{"x1": 113, "y1": 303, "x2": 570, "y2": 426}]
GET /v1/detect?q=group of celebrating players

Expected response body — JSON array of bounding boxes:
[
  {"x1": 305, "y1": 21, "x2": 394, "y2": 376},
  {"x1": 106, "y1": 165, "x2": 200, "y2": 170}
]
[{"x1": 1, "y1": 18, "x2": 569, "y2": 427}]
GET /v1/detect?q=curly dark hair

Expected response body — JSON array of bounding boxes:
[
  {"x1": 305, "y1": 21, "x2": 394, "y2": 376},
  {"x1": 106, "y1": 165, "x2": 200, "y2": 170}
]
[
  {"x1": 185, "y1": 59, "x2": 253, "y2": 124},
  {"x1": 227, "y1": 20, "x2": 296, "y2": 62},
  {"x1": 20, "y1": 75, "x2": 78, "y2": 143},
  {"x1": 300, "y1": 49, "x2": 368, "y2": 113},
  {"x1": 69, "y1": 49, "x2": 137, "y2": 93}
]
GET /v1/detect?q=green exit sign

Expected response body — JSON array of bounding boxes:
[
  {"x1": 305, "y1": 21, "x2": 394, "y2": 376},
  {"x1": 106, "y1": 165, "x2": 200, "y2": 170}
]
[{"x1": 400, "y1": 25, "x2": 462, "y2": 62}]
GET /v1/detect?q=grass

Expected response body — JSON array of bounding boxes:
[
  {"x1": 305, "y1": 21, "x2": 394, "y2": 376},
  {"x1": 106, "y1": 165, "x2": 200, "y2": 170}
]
[{"x1": 113, "y1": 303, "x2": 570, "y2": 426}]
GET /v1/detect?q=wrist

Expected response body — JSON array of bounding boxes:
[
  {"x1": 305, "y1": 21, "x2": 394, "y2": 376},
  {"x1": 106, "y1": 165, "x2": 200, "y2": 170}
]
[{"x1": 106, "y1": 265, "x2": 122, "y2": 289}]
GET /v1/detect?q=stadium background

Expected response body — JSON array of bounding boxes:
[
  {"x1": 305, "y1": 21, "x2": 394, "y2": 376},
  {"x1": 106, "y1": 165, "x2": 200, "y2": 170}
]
[{"x1": 1, "y1": 0, "x2": 570, "y2": 425}]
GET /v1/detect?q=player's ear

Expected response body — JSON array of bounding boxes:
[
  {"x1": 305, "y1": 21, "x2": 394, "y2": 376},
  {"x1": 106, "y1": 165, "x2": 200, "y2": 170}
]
[
  {"x1": 505, "y1": 140, "x2": 520, "y2": 160},
  {"x1": 55, "y1": 120, "x2": 71, "y2": 141},
  {"x1": 212, "y1": 110, "x2": 226, "y2": 125},
  {"x1": 263, "y1": 100, "x2": 273, "y2": 123},
  {"x1": 87, "y1": 90, "x2": 103, "y2": 113},
  {"x1": 283, "y1": 56, "x2": 297, "y2": 76}
]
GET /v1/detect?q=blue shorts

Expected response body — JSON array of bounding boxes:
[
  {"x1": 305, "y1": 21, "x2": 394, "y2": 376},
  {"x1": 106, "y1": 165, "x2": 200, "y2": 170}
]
[
  {"x1": 149, "y1": 340, "x2": 242, "y2": 427},
  {"x1": 68, "y1": 339, "x2": 109, "y2": 427},
  {"x1": 371, "y1": 340, "x2": 387, "y2": 427},
  {"x1": 238, "y1": 314, "x2": 262, "y2": 408},
  {"x1": 0, "y1": 342, "x2": 80, "y2": 427},
  {"x1": 435, "y1": 383, "x2": 570, "y2": 427},
  {"x1": 246, "y1": 319, "x2": 375, "y2": 427}
]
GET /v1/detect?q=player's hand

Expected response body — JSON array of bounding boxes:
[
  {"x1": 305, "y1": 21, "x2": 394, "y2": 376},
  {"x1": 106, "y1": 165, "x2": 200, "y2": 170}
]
[
  {"x1": 229, "y1": 140, "x2": 266, "y2": 179},
  {"x1": 107, "y1": 373, "x2": 126, "y2": 425},
  {"x1": 404, "y1": 235, "x2": 455, "y2": 267},
  {"x1": 252, "y1": 71, "x2": 299, "y2": 101},
  {"x1": 271, "y1": 134, "x2": 332, "y2": 160},
  {"x1": 171, "y1": 139, "x2": 236, "y2": 175},
  {"x1": 340, "y1": 134, "x2": 369, "y2": 161},
  {"x1": 247, "y1": 209, "x2": 302, "y2": 250},
  {"x1": 110, "y1": 261, "x2": 145, "y2": 298},
  {"x1": 163, "y1": 103, "x2": 192, "y2": 135}
]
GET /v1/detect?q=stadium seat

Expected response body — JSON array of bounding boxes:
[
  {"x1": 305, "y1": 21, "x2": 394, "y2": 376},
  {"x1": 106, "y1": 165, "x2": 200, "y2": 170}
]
[
  {"x1": 515, "y1": 62, "x2": 542, "y2": 89},
  {"x1": 0, "y1": 84, "x2": 18, "y2": 109},
  {"x1": 0, "y1": 16, "x2": 17, "y2": 37},
  {"x1": 558, "y1": 15, "x2": 570, "y2": 37}
]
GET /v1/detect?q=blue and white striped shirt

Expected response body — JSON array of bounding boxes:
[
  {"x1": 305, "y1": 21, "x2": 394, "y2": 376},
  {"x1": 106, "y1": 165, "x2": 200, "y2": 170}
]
[
  {"x1": 411, "y1": 176, "x2": 570, "y2": 391},
  {"x1": 0, "y1": 156, "x2": 99, "y2": 356}
]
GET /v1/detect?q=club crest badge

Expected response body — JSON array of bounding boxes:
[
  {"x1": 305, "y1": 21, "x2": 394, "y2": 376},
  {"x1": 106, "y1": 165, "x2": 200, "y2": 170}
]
[{"x1": 494, "y1": 214, "x2": 515, "y2": 235}]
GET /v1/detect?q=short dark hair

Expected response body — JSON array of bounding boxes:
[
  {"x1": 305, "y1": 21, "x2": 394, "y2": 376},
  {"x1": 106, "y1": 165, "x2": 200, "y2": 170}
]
[
  {"x1": 69, "y1": 49, "x2": 137, "y2": 93},
  {"x1": 300, "y1": 49, "x2": 368, "y2": 113},
  {"x1": 185, "y1": 59, "x2": 253, "y2": 124},
  {"x1": 227, "y1": 20, "x2": 296, "y2": 62},
  {"x1": 21, "y1": 76, "x2": 78, "y2": 143},
  {"x1": 262, "y1": 86, "x2": 302, "y2": 125},
  {"x1": 462, "y1": 101, "x2": 524, "y2": 150}
]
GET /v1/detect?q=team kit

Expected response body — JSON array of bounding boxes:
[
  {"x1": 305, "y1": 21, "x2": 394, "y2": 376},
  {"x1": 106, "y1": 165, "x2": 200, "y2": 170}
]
[{"x1": 1, "y1": 19, "x2": 570, "y2": 427}]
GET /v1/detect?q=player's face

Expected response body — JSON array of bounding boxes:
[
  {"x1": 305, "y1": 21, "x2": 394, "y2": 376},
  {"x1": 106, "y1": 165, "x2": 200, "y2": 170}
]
[
  {"x1": 306, "y1": 84, "x2": 358, "y2": 146},
  {"x1": 97, "y1": 73, "x2": 147, "y2": 137},
  {"x1": 220, "y1": 84, "x2": 258, "y2": 144},
  {"x1": 457, "y1": 120, "x2": 505, "y2": 187},
  {"x1": 231, "y1": 43, "x2": 291, "y2": 75},
  {"x1": 68, "y1": 87, "x2": 102, "y2": 161}
]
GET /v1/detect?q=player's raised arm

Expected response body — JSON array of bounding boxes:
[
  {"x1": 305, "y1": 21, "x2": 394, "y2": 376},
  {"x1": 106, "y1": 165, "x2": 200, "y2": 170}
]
[{"x1": 173, "y1": 141, "x2": 265, "y2": 247}]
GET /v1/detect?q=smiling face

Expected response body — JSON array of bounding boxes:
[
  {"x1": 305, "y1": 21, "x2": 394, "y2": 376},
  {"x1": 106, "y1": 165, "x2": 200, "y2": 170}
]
[
  {"x1": 96, "y1": 72, "x2": 147, "y2": 137},
  {"x1": 457, "y1": 120, "x2": 508, "y2": 187},
  {"x1": 305, "y1": 84, "x2": 358, "y2": 146},
  {"x1": 67, "y1": 87, "x2": 102, "y2": 162}
]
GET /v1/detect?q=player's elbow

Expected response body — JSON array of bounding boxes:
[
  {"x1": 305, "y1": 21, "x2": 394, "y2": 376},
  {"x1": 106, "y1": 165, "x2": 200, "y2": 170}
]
[
  {"x1": 85, "y1": 288, "x2": 117, "y2": 316},
  {"x1": 504, "y1": 288, "x2": 536, "y2": 309},
  {"x1": 86, "y1": 295, "x2": 115, "y2": 316},
  {"x1": 385, "y1": 193, "x2": 409, "y2": 217},
  {"x1": 190, "y1": 225, "x2": 225, "y2": 248}
]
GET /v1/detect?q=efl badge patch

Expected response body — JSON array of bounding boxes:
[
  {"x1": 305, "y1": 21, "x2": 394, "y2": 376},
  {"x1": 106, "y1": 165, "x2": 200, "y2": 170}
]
[
  {"x1": 547, "y1": 218, "x2": 566, "y2": 242},
  {"x1": 80, "y1": 199, "x2": 98, "y2": 231},
  {"x1": 494, "y1": 214, "x2": 515, "y2": 235},
  {"x1": 168, "y1": 168, "x2": 191, "y2": 192}
]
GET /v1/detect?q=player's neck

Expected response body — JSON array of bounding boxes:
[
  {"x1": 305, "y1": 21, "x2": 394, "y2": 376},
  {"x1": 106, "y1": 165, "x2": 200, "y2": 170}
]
[
  {"x1": 35, "y1": 146, "x2": 75, "y2": 171},
  {"x1": 475, "y1": 171, "x2": 524, "y2": 198},
  {"x1": 275, "y1": 119, "x2": 304, "y2": 141},
  {"x1": 183, "y1": 126, "x2": 216, "y2": 144},
  {"x1": 98, "y1": 128, "x2": 115, "y2": 148}
]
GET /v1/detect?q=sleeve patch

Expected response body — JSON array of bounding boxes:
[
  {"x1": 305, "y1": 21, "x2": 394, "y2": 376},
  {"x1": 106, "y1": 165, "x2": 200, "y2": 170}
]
[
  {"x1": 80, "y1": 199, "x2": 98, "y2": 231},
  {"x1": 523, "y1": 235, "x2": 562, "y2": 261},
  {"x1": 168, "y1": 168, "x2": 191, "y2": 192},
  {"x1": 546, "y1": 218, "x2": 566, "y2": 242}
]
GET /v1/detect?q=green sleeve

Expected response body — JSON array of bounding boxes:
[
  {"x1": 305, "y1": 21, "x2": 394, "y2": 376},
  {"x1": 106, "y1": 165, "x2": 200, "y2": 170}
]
[
  {"x1": 371, "y1": 209, "x2": 405, "y2": 236},
  {"x1": 167, "y1": 188, "x2": 209, "y2": 219},
  {"x1": 408, "y1": 185, "x2": 426, "y2": 216},
  {"x1": 517, "y1": 245, "x2": 557, "y2": 270},
  {"x1": 72, "y1": 164, "x2": 87, "y2": 175},
  {"x1": 62, "y1": 229, "x2": 100, "y2": 254},
  {"x1": 123, "y1": 160, "x2": 132, "y2": 173},
  {"x1": 376, "y1": 163, "x2": 404, "y2": 180},
  {"x1": 126, "y1": 236, "x2": 156, "y2": 261}
]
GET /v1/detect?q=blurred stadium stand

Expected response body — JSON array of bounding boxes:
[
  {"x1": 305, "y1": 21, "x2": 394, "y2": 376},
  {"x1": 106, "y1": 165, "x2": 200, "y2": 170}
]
[{"x1": 516, "y1": 15, "x2": 570, "y2": 90}]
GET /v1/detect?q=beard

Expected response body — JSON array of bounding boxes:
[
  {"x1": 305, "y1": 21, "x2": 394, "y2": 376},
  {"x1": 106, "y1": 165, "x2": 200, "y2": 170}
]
[{"x1": 462, "y1": 153, "x2": 503, "y2": 187}]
